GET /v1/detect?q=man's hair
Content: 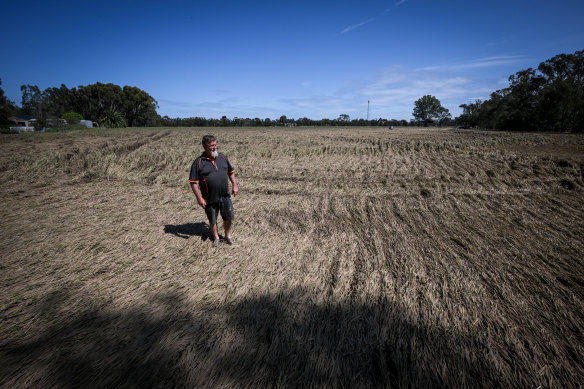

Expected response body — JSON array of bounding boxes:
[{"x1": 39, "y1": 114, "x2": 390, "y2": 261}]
[{"x1": 202, "y1": 135, "x2": 217, "y2": 146}]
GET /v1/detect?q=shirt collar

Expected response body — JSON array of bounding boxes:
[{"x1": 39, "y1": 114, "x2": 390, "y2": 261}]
[{"x1": 201, "y1": 152, "x2": 215, "y2": 160}]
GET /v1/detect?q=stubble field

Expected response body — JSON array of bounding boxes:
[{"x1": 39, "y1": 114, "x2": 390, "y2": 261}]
[{"x1": 0, "y1": 126, "x2": 583, "y2": 388}]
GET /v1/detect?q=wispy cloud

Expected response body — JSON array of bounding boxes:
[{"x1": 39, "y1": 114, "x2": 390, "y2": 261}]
[
  {"x1": 273, "y1": 64, "x2": 503, "y2": 120},
  {"x1": 384, "y1": 0, "x2": 407, "y2": 13},
  {"x1": 340, "y1": 18, "x2": 375, "y2": 34},
  {"x1": 416, "y1": 56, "x2": 526, "y2": 71},
  {"x1": 356, "y1": 67, "x2": 479, "y2": 116},
  {"x1": 157, "y1": 98, "x2": 194, "y2": 109},
  {"x1": 158, "y1": 58, "x2": 513, "y2": 120}
]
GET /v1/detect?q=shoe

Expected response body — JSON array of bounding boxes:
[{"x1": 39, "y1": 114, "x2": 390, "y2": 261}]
[
  {"x1": 212, "y1": 239, "x2": 220, "y2": 248},
  {"x1": 225, "y1": 237, "x2": 233, "y2": 245}
]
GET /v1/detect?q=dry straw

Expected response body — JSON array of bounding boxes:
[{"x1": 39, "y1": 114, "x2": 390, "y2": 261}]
[{"x1": 1, "y1": 126, "x2": 583, "y2": 387}]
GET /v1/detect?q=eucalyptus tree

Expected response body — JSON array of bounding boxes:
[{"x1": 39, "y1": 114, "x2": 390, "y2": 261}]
[
  {"x1": 471, "y1": 49, "x2": 583, "y2": 132},
  {"x1": 77, "y1": 83, "x2": 125, "y2": 122},
  {"x1": 123, "y1": 86, "x2": 159, "y2": 127},
  {"x1": 42, "y1": 84, "x2": 77, "y2": 119},
  {"x1": 412, "y1": 95, "x2": 451, "y2": 126},
  {"x1": 457, "y1": 100, "x2": 482, "y2": 128},
  {"x1": 0, "y1": 78, "x2": 15, "y2": 126},
  {"x1": 20, "y1": 85, "x2": 42, "y2": 116}
]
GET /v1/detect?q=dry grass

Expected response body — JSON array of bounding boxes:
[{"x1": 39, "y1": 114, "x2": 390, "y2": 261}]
[{"x1": 1, "y1": 126, "x2": 583, "y2": 388}]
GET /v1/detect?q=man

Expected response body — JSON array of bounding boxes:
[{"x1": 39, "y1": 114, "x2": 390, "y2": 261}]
[{"x1": 189, "y1": 135, "x2": 239, "y2": 247}]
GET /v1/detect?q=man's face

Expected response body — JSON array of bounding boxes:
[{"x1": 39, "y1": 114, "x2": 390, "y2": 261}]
[{"x1": 204, "y1": 141, "x2": 218, "y2": 158}]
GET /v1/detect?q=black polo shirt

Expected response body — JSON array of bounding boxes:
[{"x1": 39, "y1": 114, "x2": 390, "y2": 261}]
[{"x1": 189, "y1": 152, "x2": 234, "y2": 203}]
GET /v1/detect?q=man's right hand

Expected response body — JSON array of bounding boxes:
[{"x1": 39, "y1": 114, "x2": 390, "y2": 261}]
[{"x1": 191, "y1": 183, "x2": 206, "y2": 208}]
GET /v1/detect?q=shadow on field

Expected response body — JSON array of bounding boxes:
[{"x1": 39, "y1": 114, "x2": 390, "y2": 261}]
[
  {"x1": 164, "y1": 222, "x2": 211, "y2": 240},
  {"x1": 0, "y1": 288, "x2": 509, "y2": 388}
]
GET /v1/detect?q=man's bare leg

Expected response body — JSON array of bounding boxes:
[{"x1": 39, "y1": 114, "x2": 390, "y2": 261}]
[
  {"x1": 224, "y1": 220, "x2": 232, "y2": 241},
  {"x1": 210, "y1": 223, "x2": 219, "y2": 240}
]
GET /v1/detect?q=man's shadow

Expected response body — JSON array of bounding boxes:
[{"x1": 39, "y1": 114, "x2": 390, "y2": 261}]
[{"x1": 164, "y1": 222, "x2": 212, "y2": 241}]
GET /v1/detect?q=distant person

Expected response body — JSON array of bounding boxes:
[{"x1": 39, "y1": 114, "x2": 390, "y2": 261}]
[{"x1": 189, "y1": 135, "x2": 239, "y2": 247}]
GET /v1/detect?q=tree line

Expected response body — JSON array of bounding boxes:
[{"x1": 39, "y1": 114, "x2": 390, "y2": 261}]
[
  {"x1": 456, "y1": 50, "x2": 583, "y2": 132},
  {"x1": 159, "y1": 115, "x2": 412, "y2": 128},
  {"x1": 1, "y1": 49, "x2": 582, "y2": 132},
  {"x1": 1, "y1": 81, "x2": 159, "y2": 128}
]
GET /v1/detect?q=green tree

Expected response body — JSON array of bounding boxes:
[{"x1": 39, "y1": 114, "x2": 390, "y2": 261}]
[
  {"x1": 61, "y1": 112, "x2": 84, "y2": 124},
  {"x1": 20, "y1": 84, "x2": 43, "y2": 116},
  {"x1": 0, "y1": 78, "x2": 15, "y2": 127},
  {"x1": 99, "y1": 110, "x2": 126, "y2": 128},
  {"x1": 412, "y1": 95, "x2": 451, "y2": 126},
  {"x1": 472, "y1": 50, "x2": 583, "y2": 132},
  {"x1": 42, "y1": 84, "x2": 76, "y2": 118},
  {"x1": 77, "y1": 83, "x2": 125, "y2": 122},
  {"x1": 9, "y1": 81, "x2": 163, "y2": 127},
  {"x1": 457, "y1": 100, "x2": 482, "y2": 128},
  {"x1": 220, "y1": 115, "x2": 230, "y2": 126},
  {"x1": 122, "y1": 85, "x2": 159, "y2": 127},
  {"x1": 536, "y1": 50, "x2": 584, "y2": 132},
  {"x1": 502, "y1": 68, "x2": 546, "y2": 130}
]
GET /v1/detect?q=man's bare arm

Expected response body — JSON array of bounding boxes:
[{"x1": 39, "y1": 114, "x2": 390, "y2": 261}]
[
  {"x1": 229, "y1": 173, "x2": 238, "y2": 196},
  {"x1": 191, "y1": 182, "x2": 207, "y2": 208}
]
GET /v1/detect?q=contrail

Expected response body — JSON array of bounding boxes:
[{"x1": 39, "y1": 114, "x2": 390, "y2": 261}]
[
  {"x1": 340, "y1": 18, "x2": 375, "y2": 34},
  {"x1": 384, "y1": 0, "x2": 407, "y2": 13},
  {"x1": 340, "y1": 0, "x2": 408, "y2": 35}
]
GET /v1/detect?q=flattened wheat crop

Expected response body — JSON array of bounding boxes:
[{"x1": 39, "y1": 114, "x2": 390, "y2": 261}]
[{"x1": 1, "y1": 127, "x2": 583, "y2": 388}]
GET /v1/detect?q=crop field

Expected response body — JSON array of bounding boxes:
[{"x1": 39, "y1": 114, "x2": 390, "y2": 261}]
[{"x1": 0, "y1": 126, "x2": 583, "y2": 388}]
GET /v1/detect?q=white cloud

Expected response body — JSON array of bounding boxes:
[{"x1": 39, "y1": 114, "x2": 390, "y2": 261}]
[
  {"x1": 416, "y1": 55, "x2": 526, "y2": 71},
  {"x1": 364, "y1": 66, "x2": 502, "y2": 117},
  {"x1": 157, "y1": 98, "x2": 194, "y2": 109},
  {"x1": 269, "y1": 63, "x2": 505, "y2": 120},
  {"x1": 158, "y1": 60, "x2": 513, "y2": 120}
]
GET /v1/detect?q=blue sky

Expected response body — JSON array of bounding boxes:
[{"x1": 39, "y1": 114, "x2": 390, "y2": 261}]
[{"x1": 2, "y1": 0, "x2": 583, "y2": 120}]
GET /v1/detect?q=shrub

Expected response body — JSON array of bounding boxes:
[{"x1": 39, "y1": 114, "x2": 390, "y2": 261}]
[
  {"x1": 99, "y1": 110, "x2": 126, "y2": 128},
  {"x1": 61, "y1": 112, "x2": 84, "y2": 125}
]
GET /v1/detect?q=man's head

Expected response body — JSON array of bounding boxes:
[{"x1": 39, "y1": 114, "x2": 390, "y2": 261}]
[{"x1": 202, "y1": 135, "x2": 218, "y2": 159}]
